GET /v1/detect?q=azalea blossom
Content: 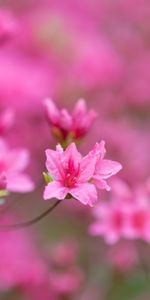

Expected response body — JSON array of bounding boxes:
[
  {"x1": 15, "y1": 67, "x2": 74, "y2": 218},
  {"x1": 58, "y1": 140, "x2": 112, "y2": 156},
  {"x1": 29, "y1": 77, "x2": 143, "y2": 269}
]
[
  {"x1": 0, "y1": 215, "x2": 51, "y2": 297},
  {"x1": 0, "y1": 138, "x2": 34, "y2": 193},
  {"x1": 89, "y1": 179, "x2": 150, "y2": 244},
  {"x1": 43, "y1": 142, "x2": 122, "y2": 206},
  {"x1": 44, "y1": 98, "x2": 97, "y2": 144},
  {"x1": 89, "y1": 199, "x2": 126, "y2": 244}
]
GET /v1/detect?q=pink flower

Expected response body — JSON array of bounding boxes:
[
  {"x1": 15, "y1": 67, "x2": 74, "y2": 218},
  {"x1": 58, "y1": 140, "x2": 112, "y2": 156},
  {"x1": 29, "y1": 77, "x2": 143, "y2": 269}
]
[
  {"x1": 0, "y1": 216, "x2": 49, "y2": 293},
  {"x1": 0, "y1": 138, "x2": 34, "y2": 193},
  {"x1": 44, "y1": 143, "x2": 98, "y2": 207},
  {"x1": 89, "y1": 179, "x2": 150, "y2": 244},
  {"x1": 125, "y1": 208, "x2": 150, "y2": 241},
  {"x1": 89, "y1": 199, "x2": 126, "y2": 244},
  {"x1": 0, "y1": 109, "x2": 14, "y2": 136},
  {"x1": 117, "y1": 180, "x2": 150, "y2": 242},
  {"x1": 44, "y1": 98, "x2": 97, "y2": 143},
  {"x1": 44, "y1": 142, "x2": 122, "y2": 206},
  {"x1": 89, "y1": 141, "x2": 122, "y2": 191}
]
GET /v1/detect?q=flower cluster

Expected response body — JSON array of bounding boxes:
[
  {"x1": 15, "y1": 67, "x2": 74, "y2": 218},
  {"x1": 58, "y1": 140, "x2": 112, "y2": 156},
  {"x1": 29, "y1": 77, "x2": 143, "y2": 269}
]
[
  {"x1": 0, "y1": 216, "x2": 84, "y2": 299},
  {"x1": 0, "y1": 1, "x2": 150, "y2": 298},
  {"x1": 44, "y1": 142, "x2": 122, "y2": 206},
  {"x1": 44, "y1": 98, "x2": 97, "y2": 146},
  {"x1": 89, "y1": 179, "x2": 150, "y2": 244}
]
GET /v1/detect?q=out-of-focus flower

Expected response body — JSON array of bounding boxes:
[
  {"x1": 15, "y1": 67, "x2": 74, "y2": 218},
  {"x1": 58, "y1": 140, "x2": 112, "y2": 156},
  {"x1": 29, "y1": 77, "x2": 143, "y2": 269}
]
[
  {"x1": 0, "y1": 9, "x2": 18, "y2": 45},
  {"x1": 0, "y1": 217, "x2": 84, "y2": 299},
  {"x1": 0, "y1": 52, "x2": 53, "y2": 111},
  {"x1": 73, "y1": 36, "x2": 122, "y2": 89},
  {"x1": 123, "y1": 199, "x2": 150, "y2": 243},
  {"x1": 44, "y1": 98, "x2": 97, "y2": 145},
  {"x1": 50, "y1": 267, "x2": 83, "y2": 296},
  {"x1": 94, "y1": 120, "x2": 150, "y2": 184},
  {"x1": 0, "y1": 236, "x2": 45, "y2": 291},
  {"x1": 0, "y1": 138, "x2": 34, "y2": 193},
  {"x1": 0, "y1": 109, "x2": 14, "y2": 136},
  {"x1": 50, "y1": 240, "x2": 78, "y2": 268},
  {"x1": 89, "y1": 179, "x2": 150, "y2": 244},
  {"x1": 0, "y1": 216, "x2": 53, "y2": 299},
  {"x1": 44, "y1": 142, "x2": 122, "y2": 206},
  {"x1": 89, "y1": 197, "x2": 126, "y2": 244},
  {"x1": 48, "y1": 240, "x2": 84, "y2": 298},
  {"x1": 107, "y1": 242, "x2": 138, "y2": 272}
]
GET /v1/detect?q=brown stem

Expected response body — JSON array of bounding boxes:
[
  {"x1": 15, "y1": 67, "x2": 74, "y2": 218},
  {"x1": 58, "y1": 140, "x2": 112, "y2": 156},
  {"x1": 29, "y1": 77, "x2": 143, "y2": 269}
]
[{"x1": 0, "y1": 200, "x2": 61, "y2": 231}]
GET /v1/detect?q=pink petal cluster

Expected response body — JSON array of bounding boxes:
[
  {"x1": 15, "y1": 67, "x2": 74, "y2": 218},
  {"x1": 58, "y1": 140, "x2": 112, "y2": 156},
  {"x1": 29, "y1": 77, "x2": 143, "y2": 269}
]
[
  {"x1": 44, "y1": 142, "x2": 122, "y2": 207},
  {"x1": 0, "y1": 216, "x2": 52, "y2": 298},
  {"x1": 0, "y1": 138, "x2": 34, "y2": 193},
  {"x1": 0, "y1": 217, "x2": 84, "y2": 299},
  {"x1": 44, "y1": 98, "x2": 97, "y2": 143},
  {"x1": 89, "y1": 179, "x2": 150, "y2": 244}
]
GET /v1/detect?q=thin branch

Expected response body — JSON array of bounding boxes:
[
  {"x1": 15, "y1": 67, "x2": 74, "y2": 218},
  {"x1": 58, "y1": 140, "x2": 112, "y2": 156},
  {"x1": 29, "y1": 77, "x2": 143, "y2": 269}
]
[{"x1": 0, "y1": 200, "x2": 61, "y2": 231}]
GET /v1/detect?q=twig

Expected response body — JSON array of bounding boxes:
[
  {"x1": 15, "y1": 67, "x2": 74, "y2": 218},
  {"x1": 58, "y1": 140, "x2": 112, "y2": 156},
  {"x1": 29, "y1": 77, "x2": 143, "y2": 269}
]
[{"x1": 0, "y1": 200, "x2": 61, "y2": 231}]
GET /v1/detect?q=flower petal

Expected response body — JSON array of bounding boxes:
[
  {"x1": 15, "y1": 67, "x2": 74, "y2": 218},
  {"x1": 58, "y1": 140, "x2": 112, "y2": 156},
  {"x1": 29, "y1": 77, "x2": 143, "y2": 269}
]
[
  {"x1": 90, "y1": 141, "x2": 106, "y2": 160},
  {"x1": 60, "y1": 109, "x2": 72, "y2": 130},
  {"x1": 7, "y1": 174, "x2": 34, "y2": 193},
  {"x1": 73, "y1": 98, "x2": 87, "y2": 119},
  {"x1": 70, "y1": 183, "x2": 97, "y2": 207},
  {"x1": 79, "y1": 154, "x2": 96, "y2": 182},
  {"x1": 62, "y1": 143, "x2": 82, "y2": 171},
  {"x1": 96, "y1": 159, "x2": 122, "y2": 179},
  {"x1": 93, "y1": 175, "x2": 111, "y2": 191},
  {"x1": 7, "y1": 149, "x2": 29, "y2": 172},
  {"x1": 46, "y1": 149, "x2": 64, "y2": 180},
  {"x1": 73, "y1": 99, "x2": 97, "y2": 135},
  {"x1": 44, "y1": 98, "x2": 60, "y2": 125},
  {"x1": 44, "y1": 181, "x2": 68, "y2": 200},
  {"x1": 89, "y1": 222, "x2": 105, "y2": 235},
  {"x1": 105, "y1": 232, "x2": 120, "y2": 245}
]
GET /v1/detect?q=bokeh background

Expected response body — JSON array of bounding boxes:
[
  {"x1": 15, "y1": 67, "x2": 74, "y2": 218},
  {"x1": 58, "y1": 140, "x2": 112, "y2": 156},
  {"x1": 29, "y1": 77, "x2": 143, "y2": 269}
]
[{"x1": 0, "y1": 0, "x2": 150, "y2": 299}]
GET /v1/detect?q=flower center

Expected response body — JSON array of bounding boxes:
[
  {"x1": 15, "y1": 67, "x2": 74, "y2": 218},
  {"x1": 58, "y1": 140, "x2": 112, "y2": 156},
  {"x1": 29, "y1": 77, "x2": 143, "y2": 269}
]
[
  {"x1": 63, "y1": 160, "x2": 80, "y2": 188},
  {"x1": 64, "y1": 172, "x2": 78, "y2": 188}
]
